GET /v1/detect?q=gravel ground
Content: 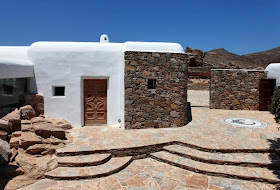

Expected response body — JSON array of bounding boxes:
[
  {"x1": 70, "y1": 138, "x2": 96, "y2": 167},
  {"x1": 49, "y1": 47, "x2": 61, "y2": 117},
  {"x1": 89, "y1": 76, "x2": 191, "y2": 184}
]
[{"x1": 188, "y1": 90, "x2": 209, "y2": 107}]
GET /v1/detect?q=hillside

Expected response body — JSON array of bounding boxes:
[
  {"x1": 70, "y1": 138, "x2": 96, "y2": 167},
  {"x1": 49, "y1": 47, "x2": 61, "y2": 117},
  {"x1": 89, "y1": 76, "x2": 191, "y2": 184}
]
[{"x1": 203, "y1": 46, "x2": 280, "y2": 69}]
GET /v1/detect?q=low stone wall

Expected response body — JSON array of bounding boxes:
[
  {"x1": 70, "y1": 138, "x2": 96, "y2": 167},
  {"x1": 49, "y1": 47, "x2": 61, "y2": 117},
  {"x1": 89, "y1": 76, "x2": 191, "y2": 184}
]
[
  {"x1": 210, "y1": 69, "x2": 267, "y2": 110},
  {"x1": 124, "y1": 51, "x2": 188, "y2": 129}
]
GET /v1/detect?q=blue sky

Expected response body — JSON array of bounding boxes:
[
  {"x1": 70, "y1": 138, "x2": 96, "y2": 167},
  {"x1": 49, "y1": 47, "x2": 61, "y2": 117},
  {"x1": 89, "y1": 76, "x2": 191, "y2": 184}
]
[{"x1": 0, "y1": 0, "x2": 279, "y2": 55}]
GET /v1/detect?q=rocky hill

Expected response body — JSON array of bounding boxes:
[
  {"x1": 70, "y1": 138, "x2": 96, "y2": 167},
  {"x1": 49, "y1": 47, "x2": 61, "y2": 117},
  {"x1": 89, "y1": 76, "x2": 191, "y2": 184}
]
[{"x1": 203, "y1": 46, "x2": 280, "y2": 69}]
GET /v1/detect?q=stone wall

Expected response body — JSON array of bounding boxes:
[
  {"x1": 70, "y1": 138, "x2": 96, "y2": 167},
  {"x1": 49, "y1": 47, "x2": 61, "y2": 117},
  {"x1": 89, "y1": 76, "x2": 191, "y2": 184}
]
[
  {"x1": 210, "y1": 69, "x2": 267, "y2": 110},
  {"x1": 124, "y1": 51, "x2": 188, "y2": 129}
]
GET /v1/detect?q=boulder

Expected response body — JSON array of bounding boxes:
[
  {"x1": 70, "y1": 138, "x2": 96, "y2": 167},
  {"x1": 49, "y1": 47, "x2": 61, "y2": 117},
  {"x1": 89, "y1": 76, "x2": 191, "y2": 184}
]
[
  {"x1": 24, "y1": 94, "x2": 44, "y2": 116},
  {"x1": 49, "y1": 136, "x2": 62, "y2": 145},
  {"x1": 15, "y1": 151, "x2": 57, "y2": 179},
  {"x1": 35, "y1": 103, "x2": 44, "y2": 116},
  {"x1": 31, "y1": 117, "x2": 51, "y2": 124},
  {"x1": 0, "y1": 130, "x2": 8, "y2": 141},
  {"x1": 2, "y1": 109, "x2": 21, "y2": 131},
  {"x1": 21, "y1": 120, "x2": 34, "y2": 132},
  {"x1": 25, "y1": 144, "x2": 47, "y2": 154},
  {"x1": 20, "y1": 132, "x2": 42, "y2": 149},
  {"x1": 46, "y1": 118, "x2": 72, "y2": 130},
  {"x1": 33, "y1": 122, "x2": 66, "y2": 140},
  {"x1": 0, "y1": 119, "x2": 12, "y2": 132},
  {"x1": 20, "y1": 105, "x2": 36, "y2": 120},
  {"x1": 0, "y1": 139, "x2": 11, "y2": 165},
  {"x1": 11, "y1": 131, "x2": 21, "y2": 138},
  {"x1": 9, "y1": 137, "x2": 20, "y2": 149}
]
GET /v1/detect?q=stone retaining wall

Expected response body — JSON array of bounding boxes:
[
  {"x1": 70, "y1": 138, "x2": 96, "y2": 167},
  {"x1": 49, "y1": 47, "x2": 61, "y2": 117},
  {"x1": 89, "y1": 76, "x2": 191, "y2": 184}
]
[
  {"x1": 210, "y1": 69, "x2": 267, "y2": 110},
  {"x1": 124, "y1": 51, "x2": 188, "y2": 129}
]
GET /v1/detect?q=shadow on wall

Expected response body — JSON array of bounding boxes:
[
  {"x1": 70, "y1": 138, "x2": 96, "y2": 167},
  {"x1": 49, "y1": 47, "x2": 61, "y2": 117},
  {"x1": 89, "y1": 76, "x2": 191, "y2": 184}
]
[
  {"x1": 267, "y1": 138, "x2": 280, "y2": 189},
  {"x1": 187, "y1": 102, "x2": 192, "y2": 124}
]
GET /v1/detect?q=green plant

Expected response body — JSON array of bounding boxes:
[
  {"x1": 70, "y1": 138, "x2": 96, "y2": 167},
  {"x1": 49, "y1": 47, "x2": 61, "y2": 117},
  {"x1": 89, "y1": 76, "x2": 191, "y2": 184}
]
[{"x1": 269, "y1": 86, "x2": 280, "y2": 123}]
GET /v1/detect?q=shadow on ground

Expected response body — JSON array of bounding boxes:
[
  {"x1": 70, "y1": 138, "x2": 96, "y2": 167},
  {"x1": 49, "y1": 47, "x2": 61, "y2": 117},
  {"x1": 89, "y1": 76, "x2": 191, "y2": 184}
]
[{"x1": 268, "y1": 138, "x2": 280, "y2": 189}]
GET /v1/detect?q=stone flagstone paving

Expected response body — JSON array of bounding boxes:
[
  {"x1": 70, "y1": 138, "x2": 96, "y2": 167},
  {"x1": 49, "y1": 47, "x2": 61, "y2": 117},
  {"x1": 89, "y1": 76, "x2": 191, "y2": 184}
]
[
  {"x1": 17, "y1": 107, "x2": 280, "y2": 189},
  {"x1": 20, "y1": 158, "x2": 276, "y2": 190}
]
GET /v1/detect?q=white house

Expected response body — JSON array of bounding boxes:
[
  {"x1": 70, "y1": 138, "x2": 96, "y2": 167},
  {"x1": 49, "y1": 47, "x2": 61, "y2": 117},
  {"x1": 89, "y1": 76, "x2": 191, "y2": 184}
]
[
  {"x1": 265, "y1": 63, "x2": 280, "y2": 86},
  {"x1": 0, "y1": 35, "x2": 185, "y2": 129}
]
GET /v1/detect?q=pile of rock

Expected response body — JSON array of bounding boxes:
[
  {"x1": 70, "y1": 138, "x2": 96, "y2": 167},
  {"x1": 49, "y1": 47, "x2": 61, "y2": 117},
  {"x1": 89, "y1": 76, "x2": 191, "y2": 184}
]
[
  {"x1": 9, "y1": 116, "x2": 71, "y2": 155},
  {"x1": 0, "y1": 100, "x2": 72, "y2": 184}
]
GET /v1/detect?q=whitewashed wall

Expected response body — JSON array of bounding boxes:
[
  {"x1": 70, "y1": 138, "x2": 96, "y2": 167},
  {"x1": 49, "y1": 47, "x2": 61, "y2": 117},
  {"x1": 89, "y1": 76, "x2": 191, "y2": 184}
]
[
  {"x1": 28, "y1": 42, "x2": 124, "y2": 128},
  {"x1": 265, "y1": 63, "x2": 280, "y2": 86}
]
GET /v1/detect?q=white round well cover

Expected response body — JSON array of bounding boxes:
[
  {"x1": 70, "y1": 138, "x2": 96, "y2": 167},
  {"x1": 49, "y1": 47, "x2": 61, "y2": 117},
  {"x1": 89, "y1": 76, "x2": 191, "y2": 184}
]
[{"x1": 220, "y1": 117, "x2": 267, "y2": 128}]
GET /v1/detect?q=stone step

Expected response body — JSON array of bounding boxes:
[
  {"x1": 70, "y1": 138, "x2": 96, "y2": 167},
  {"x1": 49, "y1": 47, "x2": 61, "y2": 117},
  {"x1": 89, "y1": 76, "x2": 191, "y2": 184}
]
[
  {"x1": 150, "y1": 151, "x2": 280, "y2": 184},
  {"x1": 56, "y1": 153, "x2": 111, "y2": 167},
  {"x1": 164, "y1": 145, "x2": 280, "y2": 168},
  {"x1": 45, "y1": 156, "x2": 132, "y2": 180},
  {"x1": 56, "y1": 146, "x2": 95, "y2": 156}
]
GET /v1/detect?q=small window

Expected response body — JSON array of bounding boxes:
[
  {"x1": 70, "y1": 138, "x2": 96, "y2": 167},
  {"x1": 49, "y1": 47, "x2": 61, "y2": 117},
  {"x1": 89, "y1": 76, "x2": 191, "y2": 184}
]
[
  {"x1": 3, "y1": 84, "x2": 13, "y2": 95},
  {"x1": 148, "y1": 79, "x2": 156, "y2": 90},
  {"x1": 53, "y1": 86, "x2": 65, "y2": 96}
]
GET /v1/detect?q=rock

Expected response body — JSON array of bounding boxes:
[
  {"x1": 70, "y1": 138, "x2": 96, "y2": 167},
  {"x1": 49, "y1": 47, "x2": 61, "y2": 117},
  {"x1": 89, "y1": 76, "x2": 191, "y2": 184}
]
[
  {"x1": 34, "y1": 122, "x2": 66, "y2": 140},
  {"x1": 170, "y1": 111, "x2": 179, "y2": 117},
  {"x1": 21, "y1": 120, "x2": 34, "y2": 132},
  {"x1": 46, "y1": 118, "x2": 72, "y2": 130},
  {"x1": 25, "y1": 144, "x2": 47, "y2": 154},
  {"x1": 49, "y1": 136, "x2": 62, "y2": 145},
  {"x1": 35, "y1": 103, "x2": 44, "y2": 116},
  {"x1": 2, "y1": 109, "x2": 21, "y2": 132},
  {"x1": 15, "y1": 151, "x2": 57, "y2": 179},
  {"x1": 11, "y1": 131, "x2": 21, "y2": 138},
  {"x1": 20, "y1": 105, "x2": 36, "y2": 120},
  {"x1": 20, "y1": 132, "x2": 42, "y2": 149},
  {"x1": 0, "y1": 119, "x2": 12, "y2": 132},
  {"x1": 9, "y1": 136, "x2": 20, "y2": 149},
  {"x1": 10, "y1": 148, "x2": 18, "y2": 162},
  {"x1": 31, "y1": 117, "x2": 51, "y2": 124},
  {"x1": 24, "y1": 94, "x2": 44, "y2": 116},
  {"x1": 0, "y1": 139, "x2": 11, "y2": 165},
  {"x1": 0, "y1": 130, "x2": 8, "y2": 141}
]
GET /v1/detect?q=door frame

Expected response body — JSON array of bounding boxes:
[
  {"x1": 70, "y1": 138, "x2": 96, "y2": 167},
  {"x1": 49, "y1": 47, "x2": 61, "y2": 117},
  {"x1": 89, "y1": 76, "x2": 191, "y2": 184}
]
[{"x1": 81, "y1": 76, "x2": 109, "y2": 126}]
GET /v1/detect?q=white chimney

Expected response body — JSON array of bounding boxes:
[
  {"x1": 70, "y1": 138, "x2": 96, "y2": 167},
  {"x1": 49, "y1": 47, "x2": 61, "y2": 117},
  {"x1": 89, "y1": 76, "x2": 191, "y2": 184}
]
[{"x1": 100, "y1": 34, "x2": 109, "y2": 43}]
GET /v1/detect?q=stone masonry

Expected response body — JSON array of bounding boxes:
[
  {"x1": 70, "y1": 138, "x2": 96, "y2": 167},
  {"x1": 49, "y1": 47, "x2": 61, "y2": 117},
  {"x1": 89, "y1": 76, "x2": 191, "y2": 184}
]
[
  {"x1": 124, "y1": 51, "x2": 188, "y2": 129},
  {"x1": 210, "y1": 69, "x2": 267, "y2": 110}
]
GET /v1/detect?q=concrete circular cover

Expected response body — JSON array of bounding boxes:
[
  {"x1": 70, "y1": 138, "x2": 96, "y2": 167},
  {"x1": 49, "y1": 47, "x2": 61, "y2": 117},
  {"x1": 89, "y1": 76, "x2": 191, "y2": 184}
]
[{"x1": 220, "y1": 117, "x2": 267, "y2": 128}]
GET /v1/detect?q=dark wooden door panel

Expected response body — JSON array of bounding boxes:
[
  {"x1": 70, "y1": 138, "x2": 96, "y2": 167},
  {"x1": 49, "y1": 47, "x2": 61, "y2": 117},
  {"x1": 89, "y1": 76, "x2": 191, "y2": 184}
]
[
  {"x1": 259, "y1": 79, "x2": 276, "y2": 111},
  {"x1": 84, "y1": 79, "x2": 107, "y2": 125}
]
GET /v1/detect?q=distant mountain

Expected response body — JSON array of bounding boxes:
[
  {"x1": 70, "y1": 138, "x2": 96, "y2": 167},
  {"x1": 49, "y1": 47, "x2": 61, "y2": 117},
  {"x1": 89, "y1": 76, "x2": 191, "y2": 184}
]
[{"x1": 203, "y1": 47, "x2": 280, "y2": 69}]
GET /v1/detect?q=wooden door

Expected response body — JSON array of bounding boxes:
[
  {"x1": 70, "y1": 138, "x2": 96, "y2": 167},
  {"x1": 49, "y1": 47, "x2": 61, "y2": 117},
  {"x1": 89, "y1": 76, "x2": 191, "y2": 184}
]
[
  {"x1": 84, "y1": 79, "x2": 107, "y2": 125},
  {"x1": 259, "y1": 79, "x2": 276, "y2": 111}
]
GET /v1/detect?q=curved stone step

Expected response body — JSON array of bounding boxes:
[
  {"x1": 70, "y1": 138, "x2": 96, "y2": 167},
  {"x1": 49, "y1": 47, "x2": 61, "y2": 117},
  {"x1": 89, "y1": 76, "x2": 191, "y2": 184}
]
[
  {"x1": 56, "y1": 153, "x2": 111, "y2": 167},
  {"x1": 56, "y1": 146, "x2": 95, "y2": 156},
  {"x1": 45, "y1": 156, "x2": 132, "y2": 180},
  {"x1": 150, "y1": 151, "x2": 280, "y2": 184},
  {"x1": 164, "y1": 145, "x2": 280, "y2": 168}
]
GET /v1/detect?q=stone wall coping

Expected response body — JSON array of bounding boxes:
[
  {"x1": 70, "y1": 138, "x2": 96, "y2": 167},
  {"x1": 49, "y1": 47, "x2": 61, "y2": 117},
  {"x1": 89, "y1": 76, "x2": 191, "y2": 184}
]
[{"x1": 211, "y1": 69, "x2": 266, "y2": 72}]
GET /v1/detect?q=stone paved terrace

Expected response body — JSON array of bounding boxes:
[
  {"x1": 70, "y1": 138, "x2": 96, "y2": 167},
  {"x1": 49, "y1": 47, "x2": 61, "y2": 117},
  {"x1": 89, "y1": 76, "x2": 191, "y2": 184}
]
[
  {"x1": 56, "y1": 107, "x2": 280, "y2": 152},
  {"x1": 19, "y1": 107, "x2": 280, "y2": 189}
]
